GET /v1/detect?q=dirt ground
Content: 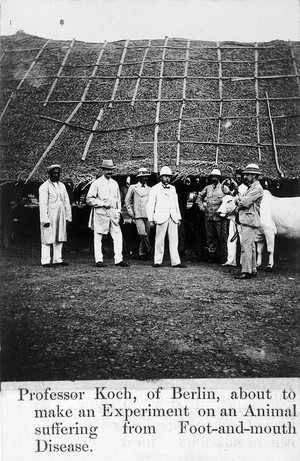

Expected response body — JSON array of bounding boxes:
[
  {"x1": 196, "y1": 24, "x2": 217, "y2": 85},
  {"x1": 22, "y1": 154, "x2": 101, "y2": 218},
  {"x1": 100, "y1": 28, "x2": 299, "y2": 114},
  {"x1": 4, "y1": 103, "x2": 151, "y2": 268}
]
[{"x1": 1, "y1": 233, "x2": 300, "y2": 382}]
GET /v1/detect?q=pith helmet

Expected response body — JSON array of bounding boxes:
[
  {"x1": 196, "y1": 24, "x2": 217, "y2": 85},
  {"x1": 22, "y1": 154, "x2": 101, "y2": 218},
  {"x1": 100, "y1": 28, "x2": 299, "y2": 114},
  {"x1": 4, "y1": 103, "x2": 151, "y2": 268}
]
[
  {"x1": 243, "y1": 163, "x2": 262, "y2": 175},
  {"x1": 136, "y1": 167, "x2": 151, "y2": 177},
  {"x1": 48, "y1": 164, "x2": 61, "y2": 172},
  {"x1": 100, "y1": 159, "x2": 116, "y2": 169},
  {"x1": 209, "y1": 168, "x2": 221, "y2": 177},
  {"x1": 159, "y1": 166, "x2": 172, "y2": 176}
]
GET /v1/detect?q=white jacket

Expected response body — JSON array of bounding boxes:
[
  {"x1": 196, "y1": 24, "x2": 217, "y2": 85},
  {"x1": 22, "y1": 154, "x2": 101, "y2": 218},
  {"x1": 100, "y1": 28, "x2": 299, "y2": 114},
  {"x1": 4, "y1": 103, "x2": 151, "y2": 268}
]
[{"x1": 146, "y1": 182, "x2": 181, "y2": 224}]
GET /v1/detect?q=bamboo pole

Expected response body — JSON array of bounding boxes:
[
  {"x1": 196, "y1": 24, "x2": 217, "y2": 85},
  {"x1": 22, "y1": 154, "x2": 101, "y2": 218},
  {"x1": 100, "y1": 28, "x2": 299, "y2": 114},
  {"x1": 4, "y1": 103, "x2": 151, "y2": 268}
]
[
  {"x1": 255, "y1": 43, "x2": 262, "y2": 162},
  {"x1": 43, "y1": 38, "x2": 76, "y2": 107},
  {"x1": 25, "y1": 42, "x2": 107, "y2": 181},
  {"x1": 265, "y1": 92, "x2": 285, "y2": 178},
  {"x1": 33, "y1": 95, "x2": 300, "y2": 105},
  {"x1": 215, "y1": 43, "x2": 223, "y2": 165},
  {"x1": 153, "y1": 36, "x2": 168, "y2": 173},
  {"x1": 131, "y1": 40, "x2": 151, "y2": 107},
  {"x1": 0, "y1": 39, "x2": 51, "y2": 122},
  {"x1": 140, "y1": 140, "x2": 300, "y2": 148},
  {"x1": 81, "y1": 41, "x2": 110, "y2": 160},
  {"x1": 109, "y1": 39, "x2": 130, "y2": 108},
  {"x1": 176, "y1": 40, "x2": 190, "y2": 166},
  {"x1": 5, "y1": 73, "x2": 300, "y2": 82}
]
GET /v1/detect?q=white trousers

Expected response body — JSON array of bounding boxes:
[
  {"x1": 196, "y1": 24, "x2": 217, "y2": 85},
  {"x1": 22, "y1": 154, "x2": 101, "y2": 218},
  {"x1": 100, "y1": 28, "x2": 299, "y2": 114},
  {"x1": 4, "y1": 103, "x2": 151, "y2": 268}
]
[
  {"x1": 41, "y1": 242, "x2": 63, "y2": 265},
  {"x1": 154, "y1": 217, "x2": 181, "y2": 266},
  {"x1": 226, "y1": 220, "x2": 242, "y2": 266},
  {"x1": 94, "y1": 223, "x2": 123, "y2": 264}
]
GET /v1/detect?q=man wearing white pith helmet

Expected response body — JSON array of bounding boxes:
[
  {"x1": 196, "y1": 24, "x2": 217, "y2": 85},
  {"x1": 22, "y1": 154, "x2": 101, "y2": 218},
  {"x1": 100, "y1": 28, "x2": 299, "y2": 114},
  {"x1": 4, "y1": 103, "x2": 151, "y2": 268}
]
[
  {"x1": 146, "y1": 166, "x2": 186, "y2": 268},
  {"x1": 234, "y1": 163, "x2": 264, "y2": 279},
  {"x1": 196, "y1": 168, "x2": 228, "y2": 263}
]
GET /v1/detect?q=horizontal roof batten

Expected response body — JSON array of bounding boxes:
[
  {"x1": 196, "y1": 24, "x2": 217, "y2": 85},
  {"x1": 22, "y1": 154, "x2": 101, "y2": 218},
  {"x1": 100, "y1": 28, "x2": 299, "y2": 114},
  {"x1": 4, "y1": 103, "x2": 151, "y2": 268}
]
[
  {"x1": 114, "y1": 44, "x2": 298, "y2": 50},
  {"x1": 32, "y1": 96, "x2": 300, "y2": 104},
  {"x1": 140, "y1": 140, "x2": 300, "y2": 148},
  {"x1": 5, "y1": 74, "x2": 298, "y2": 82}
]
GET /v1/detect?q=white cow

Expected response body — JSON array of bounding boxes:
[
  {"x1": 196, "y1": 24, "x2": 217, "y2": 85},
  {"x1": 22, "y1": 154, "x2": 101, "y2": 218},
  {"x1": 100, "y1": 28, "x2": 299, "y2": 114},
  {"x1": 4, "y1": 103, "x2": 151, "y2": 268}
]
[{"x1": 217, "y1": 190, "x2": 300, "y2": 270}]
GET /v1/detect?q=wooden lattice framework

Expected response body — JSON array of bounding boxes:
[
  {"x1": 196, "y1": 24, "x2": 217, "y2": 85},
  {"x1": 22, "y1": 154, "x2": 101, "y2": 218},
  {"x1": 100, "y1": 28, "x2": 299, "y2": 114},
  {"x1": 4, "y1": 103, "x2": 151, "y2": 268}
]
[{"x1": 1, "y1": 35, "x2": 300, "y2": 182}]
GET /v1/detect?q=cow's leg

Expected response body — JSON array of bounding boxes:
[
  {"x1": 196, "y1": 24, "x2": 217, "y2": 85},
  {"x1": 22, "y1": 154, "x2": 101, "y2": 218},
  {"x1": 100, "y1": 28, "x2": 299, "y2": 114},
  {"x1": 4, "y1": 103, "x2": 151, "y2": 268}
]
[
  {"x1": 256, "y1": 240, "x2": 264, "y2": 268},
  {"x1": 265, "y1": 231, "x2": 275, "y2": 270}
]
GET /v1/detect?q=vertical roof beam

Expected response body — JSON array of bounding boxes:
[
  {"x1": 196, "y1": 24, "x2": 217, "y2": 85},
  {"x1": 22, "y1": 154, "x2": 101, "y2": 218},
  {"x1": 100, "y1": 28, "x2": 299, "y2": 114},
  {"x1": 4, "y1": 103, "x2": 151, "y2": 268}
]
[
  {"x1": 0, "y1": 39, "x2": 51, "y2": 122},
  {"x1": 215, "y1": 43, "x2": 223, "y2": 165},
  {"x1": 265, "y1": 92, "x2": 284, "y2": 178},
  {"x1": 153, "y1": 36, "x2": 168, "y2": 173},
  {"x1": 109, "y1": 39, "x2": 130, "y2": 108},
  {"x1": 255, "y1": 43, "x2": 262, "y2": 162},
  {"x1": 131, "y1": 40, "x2": 151, "y2": 107},
  {"x1": 176, "y1": 39, "x2": 190, "y2": 166},
  {"x1": 43, "y1": 38, "x2": 76, "y2": 107}
]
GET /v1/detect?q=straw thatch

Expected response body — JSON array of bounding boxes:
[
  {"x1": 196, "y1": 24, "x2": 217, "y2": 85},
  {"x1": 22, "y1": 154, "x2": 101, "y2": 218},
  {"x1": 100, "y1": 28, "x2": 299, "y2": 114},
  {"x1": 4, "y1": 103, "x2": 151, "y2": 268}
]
[{"x1": 1, "y1": 32, "x2": 300, "y2": 185}]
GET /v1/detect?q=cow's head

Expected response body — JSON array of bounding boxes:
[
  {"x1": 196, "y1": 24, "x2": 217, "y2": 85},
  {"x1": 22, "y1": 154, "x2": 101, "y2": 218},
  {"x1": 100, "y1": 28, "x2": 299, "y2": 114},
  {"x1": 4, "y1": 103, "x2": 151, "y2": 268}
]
[{"x1": 217, "y1": 194, "x2": 238, "y2": 217}]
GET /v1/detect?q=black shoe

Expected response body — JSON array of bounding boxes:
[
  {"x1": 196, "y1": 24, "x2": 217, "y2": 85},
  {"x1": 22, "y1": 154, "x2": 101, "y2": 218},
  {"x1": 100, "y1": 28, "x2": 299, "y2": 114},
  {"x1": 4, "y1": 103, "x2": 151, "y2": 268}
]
[
  {"x1": 153, "y1": 263, "x2": 161, "y2": 268},
  {"x1": 138, "y1": 255, "x2": 147, "y2": 261},
  {"x1": 54, "y1": 262, "x2": 69, "y2": 266},
  {"x1": 115, "y1": 261, "x2": 129, "y2": 267},
  {"x1": 96, "y1": 261, "x2": 104, "y2": 268},
  {"x1": 42, "y1": 263, "x2": 52, "y2": 268},
  {"x1": 234, "y1": 273, "x2": 252, "y2": 279},
  {"x1": 172, "y1": 263, "x2": 187, "y2": 268},
  {"x1": 251, "y1": 272, "x2": 258, "y2": 277}
]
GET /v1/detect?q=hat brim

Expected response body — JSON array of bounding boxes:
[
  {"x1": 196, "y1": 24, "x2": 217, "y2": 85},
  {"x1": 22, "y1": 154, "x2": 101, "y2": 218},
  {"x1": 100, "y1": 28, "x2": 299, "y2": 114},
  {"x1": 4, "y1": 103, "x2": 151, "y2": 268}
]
[
  {"x1": 101, "y1": 165, "x2": 116, "y2": 169},
  {"x1": 137, "y1": 173, "x2": 151, "y2": 177},
  {"x1": 243, "y1": 170, "x2": 262, "y2": 175}
]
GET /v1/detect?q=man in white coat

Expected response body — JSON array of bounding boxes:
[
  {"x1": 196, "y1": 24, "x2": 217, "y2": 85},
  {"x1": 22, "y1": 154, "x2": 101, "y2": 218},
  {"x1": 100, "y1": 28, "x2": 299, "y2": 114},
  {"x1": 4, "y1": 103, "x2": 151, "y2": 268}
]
[
  {"x1": 39, "y1": 164, "x2": 72, "y2": 267},
  {"x1": 146, "y1": 166, "x2": 186, "y2": 268},
  {"x1": 86, "y1": 159, "x2": 129, "y2": 267},
  {"x1": 125, "y1": 167, "x2": 152, "y2": 260}
]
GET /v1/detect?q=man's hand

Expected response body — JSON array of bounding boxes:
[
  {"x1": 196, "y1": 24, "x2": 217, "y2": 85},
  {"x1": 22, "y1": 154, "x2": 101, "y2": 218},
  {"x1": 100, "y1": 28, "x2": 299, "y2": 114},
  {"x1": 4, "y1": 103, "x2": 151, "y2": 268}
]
[
  {"x1": 149, "y1": 221, "x2": 155, "y2": 227},
  {"x1": 178, "y1": 219, "x2": 182, "y2": 226},
  {"x1": 103, "y1": 199, "x2": 113, "y2": 209}
]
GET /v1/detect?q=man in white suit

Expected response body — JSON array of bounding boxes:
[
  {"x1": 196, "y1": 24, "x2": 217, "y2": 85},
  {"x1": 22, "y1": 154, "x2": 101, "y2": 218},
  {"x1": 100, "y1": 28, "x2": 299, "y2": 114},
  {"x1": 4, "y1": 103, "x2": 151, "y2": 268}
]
[
  {"x1": 146, "y1": 166, "x2": 186, "y2": 268},
  {"x1": 39, "y1": 164, "x2": 72, "y2": 267},
  {"x1": 125, "y1": 167, "x2": 152, "y2": 260},
  {"x1": 86, "y1": 159, "x2": 129, "y2": 267}
]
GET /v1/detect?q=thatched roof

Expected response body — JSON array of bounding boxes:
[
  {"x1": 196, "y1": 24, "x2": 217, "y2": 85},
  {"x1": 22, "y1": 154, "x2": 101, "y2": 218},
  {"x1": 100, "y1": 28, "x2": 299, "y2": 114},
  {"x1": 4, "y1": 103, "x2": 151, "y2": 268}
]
[{"x1": 1, "y1": 32, "x2": 300, "y2": 184}]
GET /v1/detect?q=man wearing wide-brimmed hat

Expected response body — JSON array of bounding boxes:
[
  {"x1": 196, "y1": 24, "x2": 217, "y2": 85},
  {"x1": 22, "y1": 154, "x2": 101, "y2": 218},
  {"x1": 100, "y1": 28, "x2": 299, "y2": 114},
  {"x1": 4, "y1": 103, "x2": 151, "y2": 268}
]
[
  {"x1": 196, "y1": 168, "x2": 228, "y2": 263},
  {"x1": 146, "y1": 166, "x2": 186, "y2": 268},
  {"x1": 39, "y1": 164, "x2": 72, "y2": 267},
  {"x1": 125, "y1": 167, "x2": 152, "y2": 260},
  {"x1": 86, "y1": 159, "x2": 128, "y2": 267},
  {"x1": 235, "y1": 163, "x2": 264, "y2": 280}
]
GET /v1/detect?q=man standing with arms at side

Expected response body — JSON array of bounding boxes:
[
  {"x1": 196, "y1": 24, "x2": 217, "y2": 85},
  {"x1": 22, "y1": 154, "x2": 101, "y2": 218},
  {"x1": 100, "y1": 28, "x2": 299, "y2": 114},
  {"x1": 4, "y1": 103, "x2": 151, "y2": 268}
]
[
  {"x1": 125, "y1": 167, "x2": 152, "y2": 260},
  {"x1": 234, "y1": 163, "x2": 264, "y2": 279},
  {"x1": 86, "y1": 159, "x2": 128, "y2": 268},
  {"x1": 196, "y1": 168, "x2": 228, "y2": 263},
  {"x1": 146, "y1": 166, "x2": 186, "y2": 268},
  {"x1": 39, "y1": 164, "x2": 72, "y2": 267}
]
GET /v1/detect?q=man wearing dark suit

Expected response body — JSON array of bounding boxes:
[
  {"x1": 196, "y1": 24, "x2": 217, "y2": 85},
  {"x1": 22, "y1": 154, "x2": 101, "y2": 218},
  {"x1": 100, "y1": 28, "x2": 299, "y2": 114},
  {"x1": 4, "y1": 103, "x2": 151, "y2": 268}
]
[{"x1": 125, "y1": 167, "x2": 152, "y2": 260}]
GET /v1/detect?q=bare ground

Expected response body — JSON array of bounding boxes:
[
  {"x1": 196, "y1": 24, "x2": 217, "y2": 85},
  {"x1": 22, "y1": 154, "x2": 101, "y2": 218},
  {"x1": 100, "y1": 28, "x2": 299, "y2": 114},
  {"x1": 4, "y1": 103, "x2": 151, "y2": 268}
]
[{"x1": 1, "y1": 237, "x2": 300, "y2": 382}]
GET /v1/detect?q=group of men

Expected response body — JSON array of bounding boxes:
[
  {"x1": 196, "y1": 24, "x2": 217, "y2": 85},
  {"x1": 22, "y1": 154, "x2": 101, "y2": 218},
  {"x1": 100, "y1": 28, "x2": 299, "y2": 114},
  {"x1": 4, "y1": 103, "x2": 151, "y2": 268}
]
[{"x1": 39, "y1": 160, "x2": 264, "y2": 279}]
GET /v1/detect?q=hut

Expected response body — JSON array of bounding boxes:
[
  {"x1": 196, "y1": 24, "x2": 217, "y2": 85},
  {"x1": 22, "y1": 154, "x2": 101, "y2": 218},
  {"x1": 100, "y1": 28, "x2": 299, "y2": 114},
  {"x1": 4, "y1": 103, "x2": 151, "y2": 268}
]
[{"x1": 1, "y1": 32, "x2": 300, "y2": 248}]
